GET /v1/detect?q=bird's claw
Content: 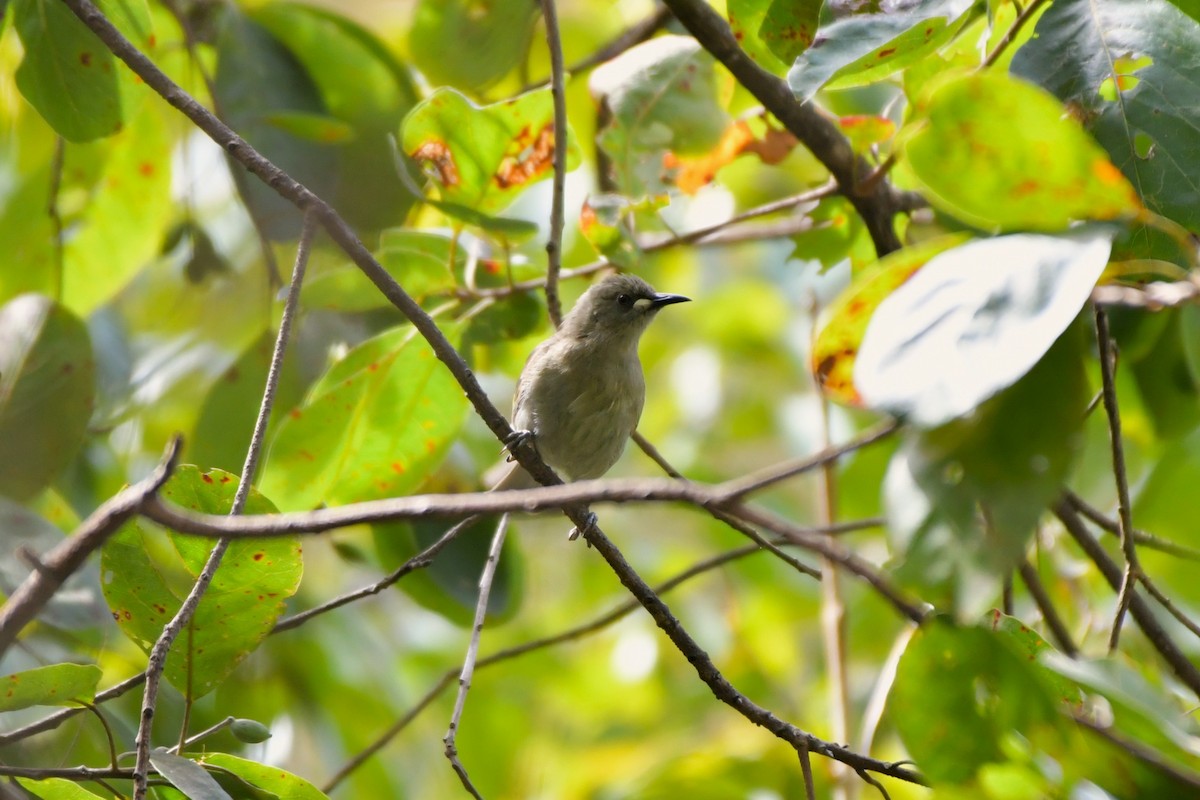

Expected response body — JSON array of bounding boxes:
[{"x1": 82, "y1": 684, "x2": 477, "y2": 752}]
[
  {"x1": 503, "y1": 429, "x2": 533, "y2": 462},
  {"x1": 567, "y1": 511, "x2": 598, "y2": 542}
]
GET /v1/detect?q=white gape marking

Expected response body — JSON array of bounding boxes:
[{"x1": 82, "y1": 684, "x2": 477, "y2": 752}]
[{"x1": 633, "y1": 297, "x2": 653, "y2": 311}]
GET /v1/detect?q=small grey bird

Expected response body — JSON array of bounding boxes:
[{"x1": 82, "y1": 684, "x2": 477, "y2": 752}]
[{"x1": 491, "y1": 272, "x2": 690, "y2": 493}]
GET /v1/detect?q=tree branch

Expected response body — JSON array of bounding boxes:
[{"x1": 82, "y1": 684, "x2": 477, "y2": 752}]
[
  {"x1": 658, "y1": 0, "x2": 903, "y2": 255},
  {"x1": 538, "y1": 0, "x2": 568, "y2": 328}
]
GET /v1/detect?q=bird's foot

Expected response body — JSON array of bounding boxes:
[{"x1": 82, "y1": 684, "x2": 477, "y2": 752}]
[
  {"x1": 503, "y1": 429, "x2": 534, "y2": 462},
  {"x1": 567, "y1": 511, "x2": 598, "y2": 542}
]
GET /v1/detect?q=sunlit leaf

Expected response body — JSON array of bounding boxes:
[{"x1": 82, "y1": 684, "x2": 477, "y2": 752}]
[
  {"x1": 0, "y1": 663, "x2": 101, "y2": 711},
  {"x1": 0, "y1": 294, "x2": 94, "y2": 501},
  {"x1": 260, "y1": 324, "x2": 469, "y2": 509},
  {"x1": 855, "y1": 230, "x2": 1112, "y2": 426},
  {"x1": 579, "y1": 194, "x2": 668, "y2": 268},
  {"x1": 12, "y1": 0, "x2": 153, "y2": 141},
  {"x1": 102, "y1": 467, "x2": 301, "y2": 697},
  {"x1": 787, "y1": 0, "x2": 979, "y2": 102},
  {"x1": 902, "y1": 72, "x2": 1142, "y2": 231},
  {"x1": 1012, "y1": 0, "x2": 1200, "y2": 232},
  {"x1": 668, "y1": 120, "x2": 798, "y2": 194},
  {"x1": 729, "y1": 0, "x2": 821, "y2": 68}
]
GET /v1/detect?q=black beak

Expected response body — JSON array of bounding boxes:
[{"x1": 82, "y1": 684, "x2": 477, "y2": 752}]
[{"x1": 650, "y1": 293, "x2": 691, "y2": 309}]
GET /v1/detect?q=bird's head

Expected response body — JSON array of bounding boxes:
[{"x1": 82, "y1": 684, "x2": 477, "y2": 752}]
[{"x1": 560, "y1": 273, "x2": 690, "y2": 346}]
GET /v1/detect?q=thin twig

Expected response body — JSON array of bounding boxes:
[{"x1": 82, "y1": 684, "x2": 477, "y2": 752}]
[
  {"x1": 167, "y1": 716, "x2": 235, "y2": 754},
  {"x1": 131, "y1": 214, "x2": 314, "y2": 799},
  {"x1": 1063, "y1": 490, "x2": 1200, "y2": 560},
  {"x1": 539, "y1": 0, "x2": 568, "y2": 328},
  {"x1": 1054, "y1": 499, "x2": 1200, "y2": 697},
  {"x1": 800, "y1": 739, "x2": 816, "y2": 800},
  {"x1": 1092, "y1": 280, "x2": 1200, "y2": 309},
  {"x1": 275, "y1": 515, "x2": 479, "y2": 633},
  {"x1": 1135, "y1": 570, "x2": 1200, "y2": 642},
  {"x1": 444, "y1": 515, "x2": 509, "y2": 800},
  {"x1": 1016, "y1": 559, "x2": 1078, "y2": 657},
  {"x1": 718, "y1": 419, "x2": 899, "y2": 500},
  {"x1": 649, "y1": 181, "x2": 838, "y2": 249},
  {"x1": 0, "y1": 439, "x2": 180, "y2": 658},
  {"x1": 981, "y1": 0, "x2": 1050, "y2": 68},
  {"x1": 0, "y1": 672, "x2": 147, "y2": 746},
  {"x1": 1074, "y1": 713, "x2": 1200, "y2": 790},
  {"x1": 1093, "y1": 307, "x2": 1139, "y2": 651}
]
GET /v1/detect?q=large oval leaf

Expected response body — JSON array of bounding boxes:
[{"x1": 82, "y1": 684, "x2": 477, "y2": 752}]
[
  {"x1": 855, "y1": 230, "x2": 1111, "y2": 426},
  {"x1": 259, "y1": 325, "x2": 469, "y2": 510},
  {"x1": 0, "y1": 294, "x2": 95, "y2": 501},
  {"x1": 0, "y1": 663, "x2": 101, "y2": 711}
]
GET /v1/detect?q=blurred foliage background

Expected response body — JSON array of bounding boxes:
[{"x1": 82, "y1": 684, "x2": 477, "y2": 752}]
[{"x1": 2, "y1": 0, "x2": 1200, "y2": 798}]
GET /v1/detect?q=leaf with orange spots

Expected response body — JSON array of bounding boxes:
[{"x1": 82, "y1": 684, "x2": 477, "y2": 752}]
[
  {"x1": 902, "y1": 71, "x2": 1141, "y2": 231},
  {"x1": 812, "y1": 234, "x2": 970, "y2": 406},
  {"x1": 669, "y1": 120, "x2": 798, "y2": 194},
  {"x1": 788, "y1": 0, "x2": 979, "y2": 102},
  {"x1": 259, "y1": 323, "x2": 469, "y2": 510},
  {"x1": 729, "y1": 0, "x2": 821, "y2": 68},
  {"x1": 12, "y1": 0, "x2": 153, "y2": 141},
  {"x1": 401, "y1": 87, "x2": 580, "y2": 217},
  {"x1": 101, "y1": 466, "x2": 300, "y2": 697},
  {"x1": 0, "y1": 663, "x2": 101, "y2": 711}
]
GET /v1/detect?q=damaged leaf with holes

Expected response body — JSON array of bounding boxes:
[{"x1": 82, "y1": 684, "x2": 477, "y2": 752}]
[
  {"x1": 100, "y1": 467, "x2": 302, "y2": 697},
  {"x1": 401, "y1": 87, "x2": 580, "y2": 217}
]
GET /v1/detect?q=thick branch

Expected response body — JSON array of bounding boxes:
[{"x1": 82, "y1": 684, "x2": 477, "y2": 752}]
[{"x1": 659, "y1": 0, "x2": 902, "y2": 255}]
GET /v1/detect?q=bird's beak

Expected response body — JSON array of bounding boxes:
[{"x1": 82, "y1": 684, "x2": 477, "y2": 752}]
[{"x1": 650, "y1": 293, "x2": 691, "y2": 309}]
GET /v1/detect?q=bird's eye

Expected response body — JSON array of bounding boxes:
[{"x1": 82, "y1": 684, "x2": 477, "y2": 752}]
[{"x1": 617, "y1": 293, "x2": 633, "y2": 308}]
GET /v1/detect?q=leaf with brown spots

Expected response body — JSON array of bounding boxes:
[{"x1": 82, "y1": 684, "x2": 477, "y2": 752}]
[{"x1": 812, "y1": 234, "x2": 969, "y2": 406}]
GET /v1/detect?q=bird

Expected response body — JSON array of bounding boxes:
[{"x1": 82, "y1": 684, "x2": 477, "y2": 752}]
[{"x1": 490, "y1": 272, "x2": 690, "y2": 498}]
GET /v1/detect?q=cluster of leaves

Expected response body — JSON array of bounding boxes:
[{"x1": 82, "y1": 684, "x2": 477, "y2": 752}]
[{"x1": 3, "y1": 0, "x2": 1200, "y2": 798}]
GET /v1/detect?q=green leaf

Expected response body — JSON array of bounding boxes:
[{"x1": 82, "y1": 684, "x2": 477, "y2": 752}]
[
  {"x1": 812, "y1": 234, "x2": 971, "y2": 407},
  {"x1": 251, "y1": 3, "x2": 420, "y2": 234},
  {"x1": 213, "y1": 9, "x2": 336, "y2": 240},
  {"x1": 589, "y1": 36, "x2": 729, "y2": 195},
  {"x1": 890, "y1": 622, "x2": 1063, "y2": 785},
  {"x1": 791, "y1": 196, "x2": 876, "y2": 272},
  {"x1": 302, "y1": 229, "x2": 463, "y2": 311},
  {"x1": 61, "y1": 102, "x2": 174, "y2": 314},
  {"x1": 1128, "y1": 309, "x2": 1200, "y2": 438},
  {"x1": 401, "y1": 87, "x2": 580, "y2": 217},
  {"x1": 16, "y1": 778, "x2": 106, "y2": 799},
  {"x1": 902, "y1": 71, "x2": 1142, "y2": 231},
  {"x1": 578, "y1": 194, "x2": 668, "y2": 269},
  {"x1": 150, "y1": 749, "x2": 234, "y2": 800},
  {"x1": 1012, "y1": 0, "x2": 1200, "y2": 233},
  {"x1": 885, "y1": 328, "x2": 1088, "y2": 614},
  {"x1": 260, "y1": 325, "x2": 469, "y2": 509},
  {"x1": 408, "y1": 0, "x2": 539, "y2": 92},
  {"x1": 262, "y1": 111, "x2": 356, "y2": 144},
  {"x1": 201, "y1": 752, "x2": 330, "y2": 800},
  {"x1": 12, "y1": 0, "x2": 153, "y2": 141},
  {"x1": 787, "y1": 0, "x2": 979, "y2": 102},
  {"x1": 101, "y1": 467, "x2": 302, "y2": 697},
  {"x1": 855, "y1": 230, "x2": 1111, "y2": 426},
  {"x1": 0, "y1": 294, "x2": 95, "y2": 501},
  {"x1": 0, "y1": 663, "x2": 101, "y2": 711}
]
